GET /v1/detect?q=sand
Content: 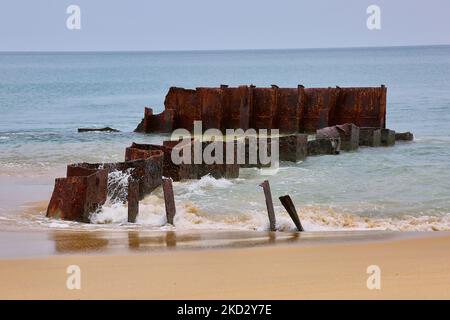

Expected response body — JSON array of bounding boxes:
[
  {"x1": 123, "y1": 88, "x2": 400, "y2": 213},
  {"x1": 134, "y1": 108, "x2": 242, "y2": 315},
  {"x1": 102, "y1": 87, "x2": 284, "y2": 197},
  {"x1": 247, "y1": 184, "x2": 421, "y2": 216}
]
[{"x1": 0, "y1": 232, "x2": 449, "y2": 299}]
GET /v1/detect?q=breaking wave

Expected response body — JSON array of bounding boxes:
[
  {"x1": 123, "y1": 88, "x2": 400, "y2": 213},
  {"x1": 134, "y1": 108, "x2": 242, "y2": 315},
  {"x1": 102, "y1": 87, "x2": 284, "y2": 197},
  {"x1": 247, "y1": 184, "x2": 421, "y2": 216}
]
[
  {"x1": 89, "y1": 198, "x2": 450, "y2": 232},
  {"x1": 85, "y1": 175, "x2": 450, "y2": 232},
  {"x1": 105, "y1": 168, "x2": 133, "y2": 204},
  {"x1": 90, "y1": 169, "x2": 133, "y2": 223},
  {"x1": 6, "y1": 174, "x2": 449, "y2": 233}
]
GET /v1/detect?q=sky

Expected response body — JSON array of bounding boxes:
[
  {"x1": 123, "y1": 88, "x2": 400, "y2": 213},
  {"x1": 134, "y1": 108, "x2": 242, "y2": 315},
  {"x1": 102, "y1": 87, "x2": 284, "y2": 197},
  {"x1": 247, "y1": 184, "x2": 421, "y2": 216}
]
[{"x1": 0, "y1": 0, "x2": 449, "y2": 51}]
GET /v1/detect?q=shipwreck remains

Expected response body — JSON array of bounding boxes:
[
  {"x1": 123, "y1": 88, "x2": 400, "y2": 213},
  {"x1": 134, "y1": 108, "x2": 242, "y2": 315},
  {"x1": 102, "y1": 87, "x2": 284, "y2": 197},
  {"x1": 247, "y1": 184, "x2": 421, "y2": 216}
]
[
  {"x1": 279, "y1": 195, "x2": 304, "y2": 232},
  {"x1": 78, "y1": 127, "x2": 120, "y2": 133},
  {"x1": 135, "y1": 85, "x2": 387, "y2": 134},
  {"x1": 260, "y1": 180, "x2": 277, "y2": 232},
  {"x1": 47, "y1": 84, "x2": 415, "y2": 225},
  {"x1": 359, "y1": 127, "x2": 382, "y2": 147},
  {"x1": 47, "y1": 147, "x2": 164, "y2": 222},
  {"x1": 46, "y1": 165, "x2": 108, "y2": 222}
]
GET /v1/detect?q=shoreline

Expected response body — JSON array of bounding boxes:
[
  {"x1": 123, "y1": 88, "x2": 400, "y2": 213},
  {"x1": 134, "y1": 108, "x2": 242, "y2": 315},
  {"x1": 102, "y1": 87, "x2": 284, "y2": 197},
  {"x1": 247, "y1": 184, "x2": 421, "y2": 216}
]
[
  {"x1": 1, "y1": 175, "x2": 450, "y2": 299},
  {"x1": 1, "y1": 197, "x2": 449, "y2": 299},
  {"x1": 1, "y1": 232, "x2": 449, "y2": 299},
  {"x1": 0, "y1": 228, "x2": 405, "y2": 259},
  {"x1": 1, "y1": 199, "x2": 450, "y2": 259}
]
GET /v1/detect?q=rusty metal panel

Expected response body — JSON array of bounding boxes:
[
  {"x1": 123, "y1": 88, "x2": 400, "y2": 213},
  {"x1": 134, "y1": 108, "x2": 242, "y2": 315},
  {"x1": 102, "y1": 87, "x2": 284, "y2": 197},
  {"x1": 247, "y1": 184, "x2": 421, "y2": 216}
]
[
  {"x1": 250, "y1": 88, "x2": 274, "y2": 130},
  {"x1": 332, "y1": 86, "x2": 386, "y2": 128},
  {"x1": 127, "y1": 179, "x2": 140, "y2": 223},
  {"x1": 148, "y1": 109, "x2": 174, "y2": 133},
  {"x1": 165, "y1": 87, "x2": 201, "y2": 132},
  {"x1": 47, "y1": 167, "x2": 108, "y2": 223},
  {"x1": 302, "y1": 88, "x2": 339, "y2": 132},
  {"x1": 220, "y1": 85, "x2": 250, "y2": 131},
  {"x1": 276, "y1": 88, "x2": 300, "y2": 133},
  {"x1": 197, "y1": 87, "x2": 222, "y2": 131}
]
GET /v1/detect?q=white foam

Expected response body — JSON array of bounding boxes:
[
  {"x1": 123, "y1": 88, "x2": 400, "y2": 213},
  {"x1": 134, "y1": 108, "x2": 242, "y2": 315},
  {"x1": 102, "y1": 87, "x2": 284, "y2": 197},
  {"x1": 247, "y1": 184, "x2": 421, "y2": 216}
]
[
  {"x1": 47, "y1": 222, "x2": 70, "y2": 229},
  {"x1": 31, "y1": 173, "x2": 450, "y2": 233},
  {"x1": 88, "y1": 196, "x2": 450, "y2": 232},
  {"x1": 175, "y1": 174, "x2": 234, "y2": 197},
  {"x1": 105, "y1": 169, "x2": 133, "y2": 204}
]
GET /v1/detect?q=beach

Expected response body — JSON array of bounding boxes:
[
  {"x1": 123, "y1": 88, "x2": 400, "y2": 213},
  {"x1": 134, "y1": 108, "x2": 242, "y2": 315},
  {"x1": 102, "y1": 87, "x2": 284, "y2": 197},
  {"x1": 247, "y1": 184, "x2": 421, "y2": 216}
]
[
  {"x1": 2, "y1": 48, "x2": 450, "y2": 234},
  {"x1": 2, "y1": 0, "x2": 450, "y2": 304},
  {"x1": 1, "y1": 231, "x2": 449, "y2": 299},
  {"x1": 1, "y1": 47, "x2": 450, "y2": 300}
]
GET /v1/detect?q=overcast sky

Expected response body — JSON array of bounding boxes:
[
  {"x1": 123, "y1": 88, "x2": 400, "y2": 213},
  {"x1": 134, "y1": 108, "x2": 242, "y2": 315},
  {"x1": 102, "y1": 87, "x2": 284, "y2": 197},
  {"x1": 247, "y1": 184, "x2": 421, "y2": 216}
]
[{"x1": 0, "y1": 0, "x2": 449, "y2": 51}]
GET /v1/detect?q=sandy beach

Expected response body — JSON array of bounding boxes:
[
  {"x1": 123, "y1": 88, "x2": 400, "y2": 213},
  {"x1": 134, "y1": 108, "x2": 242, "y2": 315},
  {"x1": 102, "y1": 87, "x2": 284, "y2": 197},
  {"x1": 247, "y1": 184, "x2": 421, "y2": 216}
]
[
  {"x1": 2, "y1": 0, "x2": 450, "y2": 304},
  {"x1": 1, "y1": 231, "x2": 449, "y2": 300}
]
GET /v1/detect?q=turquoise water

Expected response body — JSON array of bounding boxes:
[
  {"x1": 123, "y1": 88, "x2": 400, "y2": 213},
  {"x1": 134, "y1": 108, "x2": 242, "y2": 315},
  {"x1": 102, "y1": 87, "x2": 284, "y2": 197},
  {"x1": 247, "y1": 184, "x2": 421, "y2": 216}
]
[{"x1": 1, "y1": 46, "x2": 450, "y2": 231}]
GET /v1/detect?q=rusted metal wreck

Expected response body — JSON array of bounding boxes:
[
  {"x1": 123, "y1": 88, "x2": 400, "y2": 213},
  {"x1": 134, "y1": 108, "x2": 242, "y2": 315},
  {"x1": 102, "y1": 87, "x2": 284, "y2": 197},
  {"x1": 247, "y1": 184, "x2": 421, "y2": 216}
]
[
  {"x1": 47, "y1": 84, "x2": 413, "y2": 223},
  {"x1": 135, "y1": 85, "x2": 387, "y2": 134}
]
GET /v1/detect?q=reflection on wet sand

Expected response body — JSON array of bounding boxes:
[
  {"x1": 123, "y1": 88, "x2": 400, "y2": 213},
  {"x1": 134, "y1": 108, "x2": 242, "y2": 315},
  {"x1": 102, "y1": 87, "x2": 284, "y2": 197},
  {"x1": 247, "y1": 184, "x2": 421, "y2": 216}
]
[
  {"x1": 48, "y1": 229, "x2": 398, "y2": 255},
  {"x1": 52, "y1": 232, "x2": 110, "y2": 253},
  {"x1": 52, "y1": 230, "x2": 292, "y2": 254},
  {"x1": 0, "y1": 228, "x2": 414, "y2": 259}
]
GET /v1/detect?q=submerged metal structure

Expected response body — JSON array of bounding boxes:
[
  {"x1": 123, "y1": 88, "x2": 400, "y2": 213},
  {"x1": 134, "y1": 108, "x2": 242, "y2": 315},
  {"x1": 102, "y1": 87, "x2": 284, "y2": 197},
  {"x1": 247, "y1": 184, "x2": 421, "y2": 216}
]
[
  {"x1": 135, "y1": 85, "x2": 387, "y2": 134},
  {"x1": 47, "y1": 147, "x2": 164, "y2": 223},
  {"x1": 47, "y1": 84, "x2": 415, "y2": 224}
]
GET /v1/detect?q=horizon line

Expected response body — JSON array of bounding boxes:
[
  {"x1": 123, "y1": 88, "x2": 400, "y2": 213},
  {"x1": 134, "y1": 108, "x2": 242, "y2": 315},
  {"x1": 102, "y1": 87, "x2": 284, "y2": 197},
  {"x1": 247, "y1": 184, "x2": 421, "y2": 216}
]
[{"x1": 1, "y1": 43, "x2": 450, "y2": 54}]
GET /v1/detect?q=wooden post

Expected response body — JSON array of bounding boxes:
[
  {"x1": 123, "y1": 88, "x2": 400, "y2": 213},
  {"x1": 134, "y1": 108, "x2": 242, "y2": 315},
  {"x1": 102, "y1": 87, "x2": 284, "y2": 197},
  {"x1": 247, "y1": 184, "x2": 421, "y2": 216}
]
[
  {"x1": 127, "y1": 179, "x2": 139, "y2": 223},
  {"x1": 279, "y1": 195, "x2": 304, "y2": 232},
  {"x1": 259, "y1": 180, "x2": 276, "y2": 231},
  {"x1": 162, "y1": 178, "x2": 176, "y2": 225}
]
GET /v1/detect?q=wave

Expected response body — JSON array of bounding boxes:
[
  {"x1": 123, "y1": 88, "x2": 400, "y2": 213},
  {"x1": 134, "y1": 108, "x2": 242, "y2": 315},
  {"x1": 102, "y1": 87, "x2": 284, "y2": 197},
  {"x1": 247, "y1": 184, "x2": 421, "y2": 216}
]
[
  {"x1": 88, "y1": 190, "x2": 450, "y2": 232},
  {"x1": 5, "y1": 175, "x2": 450, "y2": 233}
]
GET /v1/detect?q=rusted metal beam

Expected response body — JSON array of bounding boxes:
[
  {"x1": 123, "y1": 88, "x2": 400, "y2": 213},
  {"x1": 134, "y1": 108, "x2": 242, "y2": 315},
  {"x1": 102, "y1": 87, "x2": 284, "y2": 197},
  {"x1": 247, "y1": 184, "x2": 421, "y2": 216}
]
[
  {"x1": 259, "y1": 180, "x2": 276, "y2": 231},
  {"x1": 162, "y1": 177, "x2": 176, "y2": 225},
  {"x1": 127, "y1": 179, "x2": 139, "y2": 223},
  {"x1": 279, "y1": 195, "x2": 304, "y2": 232}
]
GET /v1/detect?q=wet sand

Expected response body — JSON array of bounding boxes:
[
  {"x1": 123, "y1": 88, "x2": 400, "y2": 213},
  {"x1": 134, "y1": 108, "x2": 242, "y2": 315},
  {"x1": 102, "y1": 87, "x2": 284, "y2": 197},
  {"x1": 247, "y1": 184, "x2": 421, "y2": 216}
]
[
  {"x1": 0, "y1": 231, "x2": 449, "y2": 299},
  {"x1": 1, "y1": 190, "x2": 449, "y2": 299},
  {"x1": 0, "y1": 228, "x2": 403, "y2": 258}
]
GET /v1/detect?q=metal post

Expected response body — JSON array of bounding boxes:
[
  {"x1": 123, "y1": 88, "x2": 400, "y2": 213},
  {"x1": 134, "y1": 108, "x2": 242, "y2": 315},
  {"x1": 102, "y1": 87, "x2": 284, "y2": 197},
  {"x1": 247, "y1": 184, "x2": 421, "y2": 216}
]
[
  {"x1": 162, "y1": 178, "x2": 176, "y2": 225},
  {"x1": 259, "y1": 180, "x2": 276, "y2": 231},
  {"x1": 279, "y1": 195, "x2": 304, "y2": 232}
]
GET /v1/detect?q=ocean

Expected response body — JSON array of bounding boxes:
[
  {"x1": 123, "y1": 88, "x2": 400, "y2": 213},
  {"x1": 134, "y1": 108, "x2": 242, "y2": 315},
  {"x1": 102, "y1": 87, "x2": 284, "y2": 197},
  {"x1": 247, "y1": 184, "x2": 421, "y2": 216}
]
[{"x1": 1, "y1": 46, "x2": 450, "y2": 232}]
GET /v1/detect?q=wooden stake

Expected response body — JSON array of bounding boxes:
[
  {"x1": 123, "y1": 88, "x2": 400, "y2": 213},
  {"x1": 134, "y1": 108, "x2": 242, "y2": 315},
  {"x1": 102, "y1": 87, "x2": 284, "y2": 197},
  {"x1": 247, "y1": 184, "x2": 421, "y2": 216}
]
[
  {"x1": 259, "y1": 180, "x2": 276, "y2": 231},
  {"x1": 279, "y1": 195, "x2": 304, "y2": 231},
  {"x1": 162, "y1": 178, "x2": 176, "y2": 225}
]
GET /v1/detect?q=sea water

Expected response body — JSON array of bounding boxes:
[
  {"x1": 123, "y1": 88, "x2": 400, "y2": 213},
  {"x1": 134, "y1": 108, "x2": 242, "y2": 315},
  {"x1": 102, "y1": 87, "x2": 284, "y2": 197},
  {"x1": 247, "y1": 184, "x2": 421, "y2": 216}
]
[{"x1": 1, "y1": 46, "x2": 450, "y2": 231}]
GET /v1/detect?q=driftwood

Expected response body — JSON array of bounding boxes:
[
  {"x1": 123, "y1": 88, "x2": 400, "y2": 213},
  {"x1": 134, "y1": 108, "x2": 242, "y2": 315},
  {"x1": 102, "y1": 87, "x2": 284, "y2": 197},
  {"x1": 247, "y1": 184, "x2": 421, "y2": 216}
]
[
  {"x1": 78, "y1": 127, "x2": 120, "y2": 133},
  {"x1": 259, "y1": 180, "x2": 276, "y2": 231},
  {"x1": 279, "y1": 195, "x2": 304, "y2": 232}
]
